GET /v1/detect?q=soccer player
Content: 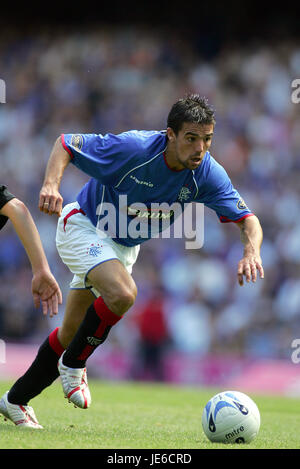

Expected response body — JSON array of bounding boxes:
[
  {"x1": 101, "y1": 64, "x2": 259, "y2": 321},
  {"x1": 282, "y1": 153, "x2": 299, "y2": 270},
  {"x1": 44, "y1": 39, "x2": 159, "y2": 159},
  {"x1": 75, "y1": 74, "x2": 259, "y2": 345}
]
[
  {"x1": 0, "y1": 185, "x2": 62, "y2": 427},
  {"x1": 1, "y1": 95, "x2": 264, "y2": 427}
]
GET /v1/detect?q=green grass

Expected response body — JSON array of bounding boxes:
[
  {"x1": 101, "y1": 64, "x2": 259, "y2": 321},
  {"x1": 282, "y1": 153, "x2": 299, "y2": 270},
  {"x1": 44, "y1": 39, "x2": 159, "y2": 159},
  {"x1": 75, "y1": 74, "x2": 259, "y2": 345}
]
[{"x1": 0, "y1": 379, "x2": 300, "y2": 449}]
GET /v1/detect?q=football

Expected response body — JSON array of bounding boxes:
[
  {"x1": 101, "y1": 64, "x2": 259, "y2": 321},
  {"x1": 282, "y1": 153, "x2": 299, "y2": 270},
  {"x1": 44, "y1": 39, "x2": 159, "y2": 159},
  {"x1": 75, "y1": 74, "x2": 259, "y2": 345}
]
[{"x1": 202, "y1": 390, "x2": 260, "y2": 444}]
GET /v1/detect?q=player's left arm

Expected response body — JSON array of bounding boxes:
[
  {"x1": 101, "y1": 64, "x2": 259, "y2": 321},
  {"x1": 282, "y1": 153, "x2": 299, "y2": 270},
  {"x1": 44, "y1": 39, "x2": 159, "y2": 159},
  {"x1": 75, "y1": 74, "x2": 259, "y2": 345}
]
[
  {"x1": 0, "y1": 198, "x2": 63, "y2": 315},
  {"x1": 236, "y1": 215, "x2": 264, "y2": 286}
]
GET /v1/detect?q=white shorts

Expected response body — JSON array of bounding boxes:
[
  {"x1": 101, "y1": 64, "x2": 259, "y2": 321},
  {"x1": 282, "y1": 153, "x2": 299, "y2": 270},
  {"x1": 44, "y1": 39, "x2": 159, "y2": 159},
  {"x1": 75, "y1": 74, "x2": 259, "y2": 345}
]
[{"x1": 56, "y1": 202, "x2": 140, "y2": 297}]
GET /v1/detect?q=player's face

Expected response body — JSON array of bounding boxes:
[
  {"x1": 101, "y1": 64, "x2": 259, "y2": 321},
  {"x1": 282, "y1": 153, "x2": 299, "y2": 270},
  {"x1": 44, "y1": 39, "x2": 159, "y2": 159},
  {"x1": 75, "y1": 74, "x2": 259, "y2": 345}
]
[{"x1": 166, "y1": 122, "x2": 214, "y2": 170}]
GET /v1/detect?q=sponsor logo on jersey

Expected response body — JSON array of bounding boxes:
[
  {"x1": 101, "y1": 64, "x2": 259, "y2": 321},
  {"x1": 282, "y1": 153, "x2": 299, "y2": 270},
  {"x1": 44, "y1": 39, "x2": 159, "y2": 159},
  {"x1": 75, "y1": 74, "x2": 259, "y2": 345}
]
[
  {"x1": 127, "y1": 206, "x2": 174, "y2": 220},
  {"x1": 95, "y1": 195, "x2": 204, "y2": 249}
]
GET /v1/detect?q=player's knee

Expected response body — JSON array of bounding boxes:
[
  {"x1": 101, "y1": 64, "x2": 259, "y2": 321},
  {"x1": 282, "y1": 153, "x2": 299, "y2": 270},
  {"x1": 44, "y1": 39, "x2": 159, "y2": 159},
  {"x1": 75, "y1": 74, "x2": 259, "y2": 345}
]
[{"x1": 106, "y1": 285, "x2": 137, "y2": 315}]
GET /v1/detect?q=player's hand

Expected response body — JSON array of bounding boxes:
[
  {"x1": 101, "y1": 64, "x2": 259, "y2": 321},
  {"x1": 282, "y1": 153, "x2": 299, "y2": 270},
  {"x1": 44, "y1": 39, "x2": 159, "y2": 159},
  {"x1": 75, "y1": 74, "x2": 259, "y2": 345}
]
[
  {"x1": 32, "y1": 269, "x2": 63, "y2": 317},
  {"x1": 237, "y1": 253, "x2": 264, "y2": 286},
  {"x1": 39, "y1": 183, "x2": 63, "y2": 216}
]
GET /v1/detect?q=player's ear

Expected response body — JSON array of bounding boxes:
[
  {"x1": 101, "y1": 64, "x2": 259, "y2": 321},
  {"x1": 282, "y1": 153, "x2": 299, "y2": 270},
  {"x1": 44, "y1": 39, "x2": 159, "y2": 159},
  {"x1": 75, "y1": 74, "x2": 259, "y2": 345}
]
[{"x1": 166, "y1": 127, "x2": 176, "y2": 142}]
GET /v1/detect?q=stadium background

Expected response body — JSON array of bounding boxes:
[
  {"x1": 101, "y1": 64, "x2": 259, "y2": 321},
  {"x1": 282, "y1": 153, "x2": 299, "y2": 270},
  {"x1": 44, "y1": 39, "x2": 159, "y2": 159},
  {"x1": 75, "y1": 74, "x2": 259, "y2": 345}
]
[{"x1": 0, "y1": 5, "x2": 300, "y2": 396}]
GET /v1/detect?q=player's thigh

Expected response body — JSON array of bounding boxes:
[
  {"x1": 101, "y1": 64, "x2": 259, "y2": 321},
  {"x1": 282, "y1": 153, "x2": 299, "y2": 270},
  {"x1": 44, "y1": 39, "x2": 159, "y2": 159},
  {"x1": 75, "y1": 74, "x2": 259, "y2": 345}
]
[
  {"x1": 87, "y1": 259, "x2": 137, "y2": 314},
  {"x1": 58, "y1": 288, "x2": 95, "y2": 348}
]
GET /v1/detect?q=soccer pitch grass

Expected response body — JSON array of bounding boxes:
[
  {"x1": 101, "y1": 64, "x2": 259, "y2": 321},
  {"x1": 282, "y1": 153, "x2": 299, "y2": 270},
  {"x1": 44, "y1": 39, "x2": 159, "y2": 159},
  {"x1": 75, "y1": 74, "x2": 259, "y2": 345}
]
[{"x1": 0, "y1": 379, "x2": 299, "y2": 449}]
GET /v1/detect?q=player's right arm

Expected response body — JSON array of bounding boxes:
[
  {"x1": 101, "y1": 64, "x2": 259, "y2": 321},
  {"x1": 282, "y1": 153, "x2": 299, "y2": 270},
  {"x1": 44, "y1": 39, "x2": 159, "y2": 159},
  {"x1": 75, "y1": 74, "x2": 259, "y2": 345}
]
[
  {"x1": 40, "y1": 131, "x2": 146, "y2": 217},
  {"x1": 39, "y1": 136, "x2": 71, "y2": 216}
]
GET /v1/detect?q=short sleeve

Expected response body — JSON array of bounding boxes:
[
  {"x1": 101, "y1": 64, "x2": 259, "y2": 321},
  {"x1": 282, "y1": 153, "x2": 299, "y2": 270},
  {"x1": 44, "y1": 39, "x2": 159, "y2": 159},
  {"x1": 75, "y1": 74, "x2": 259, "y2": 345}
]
[
  {"x1": 195, "y1": 158, "x2": 254, "y2": 223},
  {"x1": 0, "y1": 185, "x2": 15, "y2": 230},
  {"x1": 61, "y1": 132, "x2": 141, "y2": 186}
]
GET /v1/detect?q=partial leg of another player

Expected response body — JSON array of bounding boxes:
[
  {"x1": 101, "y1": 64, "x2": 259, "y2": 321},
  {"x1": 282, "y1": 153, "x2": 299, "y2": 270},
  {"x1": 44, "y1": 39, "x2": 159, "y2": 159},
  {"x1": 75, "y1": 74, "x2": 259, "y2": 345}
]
[{"x1": 0, "y1": 289, "x2": 94, "y2": 428}]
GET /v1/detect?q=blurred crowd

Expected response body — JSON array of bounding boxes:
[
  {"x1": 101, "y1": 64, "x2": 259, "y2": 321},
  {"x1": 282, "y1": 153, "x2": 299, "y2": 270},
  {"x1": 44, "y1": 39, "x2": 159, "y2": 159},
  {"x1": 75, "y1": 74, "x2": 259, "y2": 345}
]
[{"x1": 0, "y1": 25, "x2": 299, "y2": 379}]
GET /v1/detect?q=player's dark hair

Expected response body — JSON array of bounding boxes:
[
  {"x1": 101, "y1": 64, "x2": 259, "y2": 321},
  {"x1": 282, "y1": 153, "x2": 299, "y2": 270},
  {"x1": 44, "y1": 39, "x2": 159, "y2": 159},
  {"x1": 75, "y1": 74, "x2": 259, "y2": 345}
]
[{"x1": 167, "y1": 94, "x2": 216, "y2": 135}]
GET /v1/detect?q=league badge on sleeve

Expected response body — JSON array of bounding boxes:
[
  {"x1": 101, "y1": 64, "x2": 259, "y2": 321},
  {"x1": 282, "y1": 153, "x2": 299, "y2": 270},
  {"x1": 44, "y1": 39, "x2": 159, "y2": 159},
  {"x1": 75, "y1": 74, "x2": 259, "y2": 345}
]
[
  {"x1": 71, "y1": 134, "x2": 83, "y2": 151},
  {"x1": 237, "y1": 198, "x2": 249, "y2": 210}
]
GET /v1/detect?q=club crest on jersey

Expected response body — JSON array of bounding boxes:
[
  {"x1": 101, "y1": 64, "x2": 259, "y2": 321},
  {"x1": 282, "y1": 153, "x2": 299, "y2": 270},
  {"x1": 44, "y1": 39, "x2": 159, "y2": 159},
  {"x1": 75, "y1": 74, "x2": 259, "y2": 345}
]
[
  {"x1": 177, "y1": 186, "x2": 191, "y2": 202},
  {"x1": 71, "y1": 134, "x2": 83, "y2": 151},
  {"x1": 237, "y1": 198, "x2": 248, "y2": 210}
]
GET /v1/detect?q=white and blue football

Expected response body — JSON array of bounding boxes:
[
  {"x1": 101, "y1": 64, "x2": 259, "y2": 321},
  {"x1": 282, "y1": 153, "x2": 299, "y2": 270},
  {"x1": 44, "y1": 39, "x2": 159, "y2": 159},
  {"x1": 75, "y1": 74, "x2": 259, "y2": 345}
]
[{"x1": 202, "y1": 390, "x2": 260, "y2": 444}]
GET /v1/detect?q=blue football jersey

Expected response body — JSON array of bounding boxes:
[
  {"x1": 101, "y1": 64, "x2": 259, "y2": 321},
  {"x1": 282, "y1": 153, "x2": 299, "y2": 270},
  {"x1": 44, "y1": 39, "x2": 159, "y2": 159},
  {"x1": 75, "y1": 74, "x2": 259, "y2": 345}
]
[{"x1": 61, "y1": 131, "x2": 253, "y2": 246}]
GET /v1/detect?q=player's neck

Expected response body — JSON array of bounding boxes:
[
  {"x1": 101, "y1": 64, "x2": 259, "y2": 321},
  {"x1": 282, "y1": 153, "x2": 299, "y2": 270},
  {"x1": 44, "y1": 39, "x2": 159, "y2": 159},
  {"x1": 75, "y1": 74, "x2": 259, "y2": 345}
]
[{"x1": 164, "y1": 144, "x2": 185, "y2": 172}]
